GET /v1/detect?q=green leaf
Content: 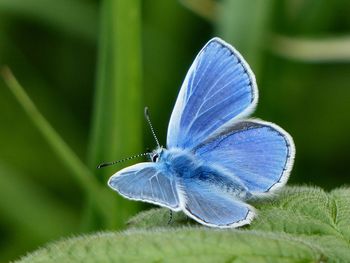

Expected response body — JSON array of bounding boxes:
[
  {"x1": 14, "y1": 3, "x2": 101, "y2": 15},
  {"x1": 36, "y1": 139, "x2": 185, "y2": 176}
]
[
  {"x1": 16, "y1": 230, "x2": 324, "y2": 263},
  {"x1": 15, "y1": 186, "x2": 350, "y2": 262}
]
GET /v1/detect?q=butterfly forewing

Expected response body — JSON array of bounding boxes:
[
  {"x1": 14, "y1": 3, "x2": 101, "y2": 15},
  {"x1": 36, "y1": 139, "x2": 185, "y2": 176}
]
[
  {"x1": 167, "y1": 38, "x2": 258, "y2": 150},
  {"x1": 108, "y1": 163, "x2": 181, "y2": 210}
]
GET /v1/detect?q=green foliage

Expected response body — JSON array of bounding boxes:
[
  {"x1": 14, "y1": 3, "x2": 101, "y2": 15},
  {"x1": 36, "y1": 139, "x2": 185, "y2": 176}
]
[
  {"x1": 0, "y1": 0, "x2": 143, "y2": 259},
  {"x1": 87, "y1": 0, "x2": 143, "y2": 229},
  {"x1": 0, "y1": 0, "x2": 350, "y2": 261},
  {"x1": 0, "y1": 164, "x2": 77, "y2": 240},
  {"x1": 15, "y1": 186, "x2": 350, "y2": 262},
  {"x1": 0, "y1": 0, "x2": 97, "y2": 41},
  {"x1": 217, "y1": 0, "x2": 274, "y2": 75},
  {"x1": 1, "y1": 68, "x2": 119, "y2": 233}
]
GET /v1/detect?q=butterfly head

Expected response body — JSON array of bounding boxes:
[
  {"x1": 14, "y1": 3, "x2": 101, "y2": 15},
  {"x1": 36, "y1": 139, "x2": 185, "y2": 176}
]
[{"x1": 150, "y1": 147, "x2": 164, "y2": 163}]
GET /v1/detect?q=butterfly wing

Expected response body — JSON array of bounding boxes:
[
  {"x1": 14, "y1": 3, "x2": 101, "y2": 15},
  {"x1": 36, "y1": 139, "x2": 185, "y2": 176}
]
[
  {"x1": 193, "y1": 120, "x2": 295, "y2": 194},
  {"x1": 181, "y1": 171, "x2": 255, "y2": 228},
  {"x1": 167, "y1": 37, "x2": 258, "y2": 150},
  {"x1": 108, "y1": 163, "x2": 181, "y2": 210}
]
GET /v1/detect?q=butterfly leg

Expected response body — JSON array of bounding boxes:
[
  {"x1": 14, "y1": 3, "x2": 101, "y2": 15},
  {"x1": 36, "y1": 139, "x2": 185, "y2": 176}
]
[{"x1": 167, "y1": 210, "x2": 173, "y2": 225}]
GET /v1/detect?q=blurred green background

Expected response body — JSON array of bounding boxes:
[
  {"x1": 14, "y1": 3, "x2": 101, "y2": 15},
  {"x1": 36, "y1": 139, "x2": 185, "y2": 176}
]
[{"x1": 0, "y1": 0, "x2": 349, "y2": 261}]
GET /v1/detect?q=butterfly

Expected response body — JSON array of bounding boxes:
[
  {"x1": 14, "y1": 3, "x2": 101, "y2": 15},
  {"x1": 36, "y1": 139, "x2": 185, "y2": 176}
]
[{"x1": 107, "y1": 37, "x2": 295, "y2": 228}]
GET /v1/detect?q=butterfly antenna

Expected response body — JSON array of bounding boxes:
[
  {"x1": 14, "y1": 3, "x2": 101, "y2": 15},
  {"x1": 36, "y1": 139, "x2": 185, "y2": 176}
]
[
  {"x1": 144, "y1": 107, "x2": 161, "y2": 148},
  {"x1": 97, "y1": 152, "x2": 150, "y2": 169}
]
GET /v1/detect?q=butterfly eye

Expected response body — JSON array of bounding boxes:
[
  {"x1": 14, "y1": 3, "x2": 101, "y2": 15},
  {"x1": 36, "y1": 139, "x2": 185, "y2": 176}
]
[{"x1": 152, "y1": 154, "x2": 159, "y2": 162}]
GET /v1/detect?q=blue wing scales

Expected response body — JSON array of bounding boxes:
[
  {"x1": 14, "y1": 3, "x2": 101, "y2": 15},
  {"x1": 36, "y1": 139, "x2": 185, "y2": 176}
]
[
  {"x1": 181, "y1": 174, "x2": 255, "y2": 228},
  {"x1": 108, "y1": 163, "x2": 181, "y2": 210},
  {"x1": 167, "y1": 37, "x2": 258, "y2": 150},
  {"x1": 194, "y1": 120, "x2": 295, "y2": 194}
]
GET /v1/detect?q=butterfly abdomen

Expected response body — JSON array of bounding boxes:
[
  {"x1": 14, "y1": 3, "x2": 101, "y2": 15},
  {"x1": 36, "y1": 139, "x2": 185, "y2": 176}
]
[{"x1": 186, "y1": 165, "x2": 251, "y2": 200}]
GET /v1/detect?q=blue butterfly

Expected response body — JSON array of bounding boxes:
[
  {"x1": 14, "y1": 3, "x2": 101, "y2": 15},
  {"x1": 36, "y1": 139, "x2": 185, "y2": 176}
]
[{"x1": 107, "y1": 37, "x2": 295, "y2": 228}]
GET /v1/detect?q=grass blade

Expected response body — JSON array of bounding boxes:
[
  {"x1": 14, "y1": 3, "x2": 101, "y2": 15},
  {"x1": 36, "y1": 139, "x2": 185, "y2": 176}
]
[
  {"x1": 1, "y1": 67, "x2": 99, "y2": 193},
  {"x1": 88, "y1": 0, "x2": 143, "y2": 228},
  {"x1": 179, "y1": 0, "x2": 218, "y2": 21},
  {"x1": 0, "y1": 68, "x2": 118, "y2": 228},
  {"x1": 271, "y1": 35, "x2": 350, "y2": 62},
  {"x1": 216, "y1": 0, "x2": 274, "y2": 75}
]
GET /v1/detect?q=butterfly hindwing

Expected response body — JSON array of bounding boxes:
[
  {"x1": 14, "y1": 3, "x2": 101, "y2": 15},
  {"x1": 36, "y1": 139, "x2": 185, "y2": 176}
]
[
  {"x1": 181, "y1": 170, "x2": 255, "y2": 228},
  {"x1": 108, "y1": 163, "x2": 181, "y2": 210},
  {"x1": 193, "y1": 120, "x2": 295, "y2": 194},
  {"x1": 167, "y1": 37, "x2": 258, "y2": 150}
]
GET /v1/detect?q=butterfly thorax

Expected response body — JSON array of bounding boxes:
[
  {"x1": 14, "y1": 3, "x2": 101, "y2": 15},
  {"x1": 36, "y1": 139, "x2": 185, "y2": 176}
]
[
  {"x1": 157, "y1": 148, "x2": 198, "y2": 174},
  {"x1": 156, "y1": 148, "x2": 251, "y2": 200}
]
